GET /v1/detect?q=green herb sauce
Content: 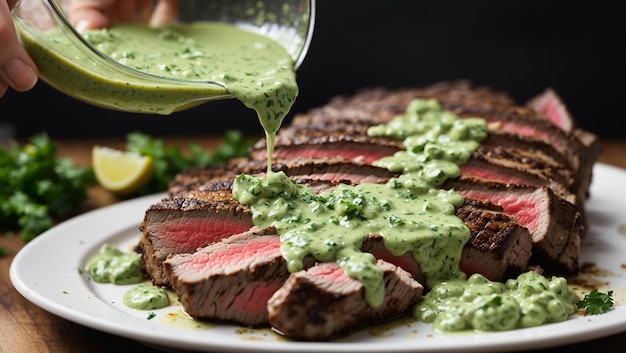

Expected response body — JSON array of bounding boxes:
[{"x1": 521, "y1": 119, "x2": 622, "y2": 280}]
[
  {"x1": 233, "y1": 98, "x2": 487, "y2": 306},
  {"x1": 84, "y1": 244, "x2": 144, "y2": 284},
  {"x1": 17, "y1": 21, "x2": 298, "y2": 124},
  {"x1": 123, "y1": 283, "x2": 169, "y2": 310},
  {"x1": 415, "y1": 271, "x2": 578, "y2": 332}
]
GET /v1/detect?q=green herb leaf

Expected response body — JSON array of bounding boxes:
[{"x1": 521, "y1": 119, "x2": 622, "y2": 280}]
[
  {"x1": 576, "y1": 289, "x2": 614, "y2": 315},
  {"x1": 0, "y1": 133, "x2": 95, "y2": 242}
]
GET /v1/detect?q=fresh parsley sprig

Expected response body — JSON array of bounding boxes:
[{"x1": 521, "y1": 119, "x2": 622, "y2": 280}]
[
  {"x1": 576, "y1": 289, "x2": 614, "y2": 315},
  {"x1": 0, "y1": 133, "x2": 95, "y2": 242}
]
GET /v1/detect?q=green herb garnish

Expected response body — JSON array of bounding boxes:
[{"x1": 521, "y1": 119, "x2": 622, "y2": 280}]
[
  {"x1": 126, "y1": 130, "x2": 253, "y2": 194},
  {"x1": 576, "y1": 289, "x2": 614, "y2": 315},
  {"x1": 0, "y1": 133, "x2": 95, "y2": 242}
]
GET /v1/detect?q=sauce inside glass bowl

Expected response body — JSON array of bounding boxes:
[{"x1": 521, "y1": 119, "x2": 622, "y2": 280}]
[{"x1": 16, "y1": 21, "x2": 298, "y2": 118}]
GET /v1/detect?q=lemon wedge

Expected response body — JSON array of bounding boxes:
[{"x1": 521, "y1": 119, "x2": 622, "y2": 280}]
[{"x1": 92, "y1": 146, "x2": 154, "y2": 195}]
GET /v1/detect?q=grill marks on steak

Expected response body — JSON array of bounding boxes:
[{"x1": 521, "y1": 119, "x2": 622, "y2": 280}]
[
  {"x1": 455, "y1": 199, "x2": 533, "y2": 281},
  {"x1": 266, "y1": 259, "x2": 424, "y2": 341},
  {"x1": 445, "y1": 177, "x2": 583, "y2": 274}
]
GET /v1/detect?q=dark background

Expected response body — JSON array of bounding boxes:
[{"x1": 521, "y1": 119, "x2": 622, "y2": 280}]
[{"x1": 1, "y1": 1, "x2": 624, "y2": 139}]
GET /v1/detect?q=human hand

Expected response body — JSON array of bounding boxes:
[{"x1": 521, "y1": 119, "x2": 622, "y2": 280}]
[
  {"x1": 0, "y1": 0, "x2": 39, "y2": 97},
  {"x1": 68, "y1": 0, "x2": 180, "y2": 32}
]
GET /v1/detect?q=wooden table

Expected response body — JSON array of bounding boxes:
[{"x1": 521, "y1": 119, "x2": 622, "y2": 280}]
[{"x1": 1, "y1": 135, "x2": 625, "y2": 353}]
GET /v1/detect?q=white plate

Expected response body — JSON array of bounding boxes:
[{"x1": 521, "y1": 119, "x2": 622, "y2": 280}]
[{"x1": 10, "y1": 163, "x2": 626, "y2": 353}]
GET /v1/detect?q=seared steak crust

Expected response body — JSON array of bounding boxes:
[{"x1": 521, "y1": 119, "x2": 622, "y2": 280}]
[
  {"x1": 266, "y1": 259, "x2": 424, "y2": 341},
  {"x1": 456, "y1": 201, "x2": 533, "y2": 281},
  {"x1": 139, "y1": 190, "x2": 253, "y2": 286},
  {"x1": 445, "y1": 176, "x2": 583, "y2": 274}
]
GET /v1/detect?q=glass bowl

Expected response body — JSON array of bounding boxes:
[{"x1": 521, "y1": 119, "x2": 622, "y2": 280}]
[{"x1": 11, "y1": 0, "x2": 315, "y2": 114}]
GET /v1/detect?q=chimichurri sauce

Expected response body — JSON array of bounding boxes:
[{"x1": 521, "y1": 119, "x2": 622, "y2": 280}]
[
  {"x1": 415, "y1": 271, "x2": 577, "y2": 332},
  {"x1": 233, "y1": 98, "x2": 488, "y2": 307},
  {"x1": 84, "y1": 244, "x2": 144, "y2": 285}
]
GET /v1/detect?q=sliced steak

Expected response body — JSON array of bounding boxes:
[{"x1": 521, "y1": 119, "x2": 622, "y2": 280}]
[
  {"x1": 526, "y1": 87, "x2": 575, "y2": 133},
  {"x1": 169, "y1": 157, "x2": 398, "y2": 196},
  {"x1": 461, "y1": 150, "x2": 577, "y2": 205},
  {"x1": 266, "y1": 259, "x2": 423, "y2": 341},
  {"x1": 138, "y1": 189, "x2": 254, "y2": 286},
  {"x1": 444, "y1": 176, "x2": 583, "y2": 274},
  {"x1": 163, "y1": 229, "x2": 292, "y2": 327},
  {"x1": 249, "y1": 131, "x2": 403, "y2": 164},
  {"x1": 456, "y1": 199, "x2": 533, "y2": 281},
  {"x1": 480, "y1": 131, "x2": 573, "y2": 172},
  {"x1": 445, "y1": 101, "x2": 595, "y2": 204},
  {"x1": 163, "y1": 230, "x2": 423, "y2": 328},
  {"x1": 525, "y1": 87, "x2": 601, "y2": 201},
  {"x1": 361, "y1": 234, "x2": 425, "y2": 284},
  {"x1": 290, "y1": 80, "x2": 515, "y2": 128}
]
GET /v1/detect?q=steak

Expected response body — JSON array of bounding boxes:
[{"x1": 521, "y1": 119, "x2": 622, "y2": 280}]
[
  {"x1": 163, "y1": 229, "x2": 424, "y2": 328},
  {"x1": 266, "y1": 259, "x2": 424, "y2": 341},
  {"x1": 444, "y1": 176, "x2": 583, "y2": 274},
  {"x1": 136, "y1": 80, "x2": 598, "y2": 341},
  {"x1": 444, "y1": 101, "x2": 596, "y2": 205},
  {"x1": 249, "y1": 131, "x2": 403, "y2": 164},
  {"x1": 138, "y1": 189, "x2": 254, "y2": 286},
  {"x1": 146, "y1": 175, "x2": 531, "y2": 285},
  {"x1": 456, "y1": 199, "x2": 533, "y2": 281},
  {"x1": 525, "y1": 87, "x2": 601, "y2": 202},
  {"x1": 163, "y1": 229, "x2": 290, "y2": 326},
  {"x1": 169, "y1": 157, "x2": 398, "y2": 196},
  {"x1": 526, "y1": 87, "x2": 575, "y2": 133},
  {"x1": 460, "y1": 151, "x2": 576, "y2": 205}
]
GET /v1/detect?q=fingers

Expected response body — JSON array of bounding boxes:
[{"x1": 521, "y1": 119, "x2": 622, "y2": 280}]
[
  {"x1": 0, "y1": 0, "x2": 38, "y2": 97},
  {"x1": 69, "y1": 0, "x2": 118, "y2": 32},
  {"x1": 69, "y1": 0, "x2": 171, "y2": 32},
  {"x1": 150, "y1": 0, "x2": 179, "y2": 26}
]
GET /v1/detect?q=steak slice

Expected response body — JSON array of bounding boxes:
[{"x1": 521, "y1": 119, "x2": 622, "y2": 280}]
[
  {"x1": 525, "y1": 87, "x2": 601, "y2": 201},
  {"x1": 138, "y1": 189, "x2": 254, "y2": 286},
  {"x1": 249, "y1": 131, "x2": 403, "y2": 164},
  {"x1": 480, "y1": 130, "x2": 572, "y2": 171},
  {"x1": 266, "y1": 259, "x2": 424, "y2": 341},
  {"x1": 526, "y1": 87, "x2": 575, "y2": 133},
  {"x1": 444, "y1": 176, "x2": 583, "y2": 274},
  {"x1": 163, "y1": 229, "x2": 291, "y2": 327},
  {"x1": 456, "y1": 199, "x2": 533, "y2": 281},
  {"x1": 163, "y1": 230, "x2": 423, "y2": 328},
  {"x1": 290, "y1": 80, "x2": 515, "y2": 129},
  {"x1": 169, "y1": 157, "x2": 398, "y2": 196},
  {"x1": 461, "y1": 150, "x2": 576, "y2": 205}
]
